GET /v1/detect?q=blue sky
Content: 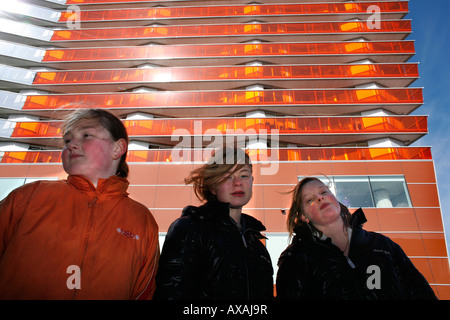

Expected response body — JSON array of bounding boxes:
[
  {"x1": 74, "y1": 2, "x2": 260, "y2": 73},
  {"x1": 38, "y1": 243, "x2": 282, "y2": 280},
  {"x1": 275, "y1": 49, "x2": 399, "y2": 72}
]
[{"x1": 407, "y1": 0, "x2": 450, "y2": 257}]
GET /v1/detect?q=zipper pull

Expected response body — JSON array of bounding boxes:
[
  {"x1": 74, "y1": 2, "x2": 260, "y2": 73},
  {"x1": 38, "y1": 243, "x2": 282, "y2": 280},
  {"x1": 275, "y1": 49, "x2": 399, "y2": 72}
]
[
  {"x1": 88, "y1": 196, "x2": 98, "y2": 208},
  {"x1": 346, "y1": 256, "x2": 356, "y2": 269},
  {"x1": 241, "y1": 234, "x2": 248, "y2": 248}
]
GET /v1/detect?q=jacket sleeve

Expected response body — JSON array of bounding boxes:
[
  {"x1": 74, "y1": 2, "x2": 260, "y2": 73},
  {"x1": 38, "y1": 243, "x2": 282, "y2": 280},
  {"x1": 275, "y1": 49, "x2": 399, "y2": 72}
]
[
  {"x1": 153, "y1": 216, "x2": 203, "y2": 300},
  {"x1": 391, "y1": 240, "x2": 438, "y2": 300},
  {"x1": 276, "y1": 246, "x2": 308, "y2": 299},
  {"x1": 0, "y1": 182, "x2": 39, "y2": 258},
  {"x1": 133, "y1": 211, "x2": 160, "y2": 300}
]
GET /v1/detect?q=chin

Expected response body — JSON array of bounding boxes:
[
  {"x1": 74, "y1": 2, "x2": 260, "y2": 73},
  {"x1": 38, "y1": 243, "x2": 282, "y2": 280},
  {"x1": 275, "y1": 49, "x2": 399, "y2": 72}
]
[{"x1": 230, "y1": 199, "x2": 250, "y2": 209}]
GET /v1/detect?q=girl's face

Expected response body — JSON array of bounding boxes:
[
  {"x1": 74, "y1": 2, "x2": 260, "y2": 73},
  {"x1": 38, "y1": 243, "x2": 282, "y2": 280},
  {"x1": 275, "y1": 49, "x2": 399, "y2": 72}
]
[
  {"x1": 62, "y1": 119, "x2": 125, "y2": 186},
  {"x1": 212, "y1": 164, "x2": 253, "y2": 209},
  {"x1": 300, "y1": 180, "x2": 342, "y2": 229}
]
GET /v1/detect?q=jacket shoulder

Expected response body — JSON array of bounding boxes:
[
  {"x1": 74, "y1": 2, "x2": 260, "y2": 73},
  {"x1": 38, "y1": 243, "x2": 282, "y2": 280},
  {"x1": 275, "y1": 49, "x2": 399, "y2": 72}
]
[
  {"x1": 277, "y1": 238, "x2": 308, "y2": 266},
  {"x1": 166, "y1": 209, "x2": 204, "y2": 240},
  {"x1": 2, "y1": 180, "x2": 66, "y2": 202},
  {"x1": 181, "y1": 201, "x2": 228, "y2": 219}
]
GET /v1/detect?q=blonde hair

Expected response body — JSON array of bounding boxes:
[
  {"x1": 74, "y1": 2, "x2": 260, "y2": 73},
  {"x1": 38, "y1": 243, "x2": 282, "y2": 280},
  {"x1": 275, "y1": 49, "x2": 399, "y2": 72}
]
[{"x1": 185, "y1": 147, "x2": 252, "y2": 202}]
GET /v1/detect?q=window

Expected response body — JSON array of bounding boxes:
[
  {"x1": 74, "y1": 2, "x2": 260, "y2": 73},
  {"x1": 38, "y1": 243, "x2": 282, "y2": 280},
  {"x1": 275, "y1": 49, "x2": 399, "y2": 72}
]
[
  {"x1": 370, "y1": 176, "x2": 411, "y2": 208},
  {"x1": 334, "y1": 176, "x2": 374, "y2": 208},
  {"x1": 298, "y1": 175, "x2": 412, "y2": 208}
]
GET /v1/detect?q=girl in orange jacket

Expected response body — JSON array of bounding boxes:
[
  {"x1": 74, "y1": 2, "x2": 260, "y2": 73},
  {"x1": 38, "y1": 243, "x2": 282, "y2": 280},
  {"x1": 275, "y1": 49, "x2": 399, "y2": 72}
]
[{"x1": 0, "y1": 108, "x2": 159, "y2": 300}]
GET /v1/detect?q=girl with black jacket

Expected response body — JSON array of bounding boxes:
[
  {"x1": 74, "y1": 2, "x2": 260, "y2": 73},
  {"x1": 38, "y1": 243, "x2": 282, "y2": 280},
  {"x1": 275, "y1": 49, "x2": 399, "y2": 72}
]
[
  {"x1": 276, "y1": 177, "x2": 437, "y2": 300},
  {"x1": 154, "y1": 147, "x2": 273, "y2": 300}
]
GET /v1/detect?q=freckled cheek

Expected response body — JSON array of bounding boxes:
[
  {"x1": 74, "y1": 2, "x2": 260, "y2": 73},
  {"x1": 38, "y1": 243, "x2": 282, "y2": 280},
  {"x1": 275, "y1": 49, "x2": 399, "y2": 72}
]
[
  {"x1": 90, "y1": 151, "x2": 112, "y2": 169},
  {"x1": 85, "y1": 141, "x2": 112, "y2": 158}
]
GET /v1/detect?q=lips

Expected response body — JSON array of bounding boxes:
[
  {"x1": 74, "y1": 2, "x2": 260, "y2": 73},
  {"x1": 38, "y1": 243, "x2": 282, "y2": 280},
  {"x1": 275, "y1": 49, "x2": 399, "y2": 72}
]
[
  {"x1": 320, "y1": 202, "x2": 330, "y2": 210},
  {"x1": 69, "y1": 153, "x2": 83, "y2": 160},
  {"x1": 231, "y1": 191, "x2": 245, "y2": 197}
]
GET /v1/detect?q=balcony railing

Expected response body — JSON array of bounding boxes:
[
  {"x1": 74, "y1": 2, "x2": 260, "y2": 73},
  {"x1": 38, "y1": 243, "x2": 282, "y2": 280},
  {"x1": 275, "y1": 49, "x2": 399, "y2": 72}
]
[
  {"x1": 43, "y1": 41, "x2": 415, "y2": 63},
  {"x1": 10, "y1": 116, "x2": 427, "y2": 138},
  {"x1": 0, "y1": 147, "x2": 432, "y2": 164},
  {"x1": 22, "y1": 88, "x2": 423, "y2": 110},
  {"x1": 50, "y1": 20, "x2": 411, "y2": 42},
  {"x1": 32, "y1": 63, "x2": 419, "y2": 85},
  {"x1": 58, "y1": 2, "x2": 408, "y2": 22}
]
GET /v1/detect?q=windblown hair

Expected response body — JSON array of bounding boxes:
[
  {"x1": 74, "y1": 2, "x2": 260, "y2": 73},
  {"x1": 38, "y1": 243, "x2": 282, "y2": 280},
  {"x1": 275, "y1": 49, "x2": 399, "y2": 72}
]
[
  {"x1": 286, "y1": 176, "x2": 351, "y2": 238},
  {"x1": 62, "y1": 108, "x2": 129, "y2": 178},
  {"x1": 185, "y1": 147, "x2": 252, "y2": 202}
]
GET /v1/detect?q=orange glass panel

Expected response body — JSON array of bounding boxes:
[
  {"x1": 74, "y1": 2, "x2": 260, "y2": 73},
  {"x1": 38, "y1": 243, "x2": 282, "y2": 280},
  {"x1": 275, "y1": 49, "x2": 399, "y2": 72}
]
[
  {"x1": 0, "y1": 147, "x2": 432, "y2": 164},
  {"x1": 9, "y1": 116, "x2": 427, "y2": 138},
  {"x1": 22, "y1": 89, "x2": 423, "y2": 110},
  {"x1": 11, "y1": 121, "x2": 62, "y2": 137},
  {"x1": 50, "y1": 20, "x2": 411, "y2": 42},
  {"x1": 32, "y1": 64, "x2": 418, "y2": 85},
  {"x1": 0, "y1": 151, "x2": 62, "y2": 164},
  {"x1": 42, "y1": 41, "x2": 415, "y2": 62},
  {"x1": 59, "y1": 2, "x2": 408, "y2": 22}
]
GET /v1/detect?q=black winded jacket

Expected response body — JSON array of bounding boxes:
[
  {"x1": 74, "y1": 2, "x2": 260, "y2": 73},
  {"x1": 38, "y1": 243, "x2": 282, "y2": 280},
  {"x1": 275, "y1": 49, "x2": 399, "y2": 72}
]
[
  {"x1": 276, "y1": 208, "x2": 437, "y2": 300},
  {"x1": 154, "y1": 201, "x2": 274, "y2": 300}
]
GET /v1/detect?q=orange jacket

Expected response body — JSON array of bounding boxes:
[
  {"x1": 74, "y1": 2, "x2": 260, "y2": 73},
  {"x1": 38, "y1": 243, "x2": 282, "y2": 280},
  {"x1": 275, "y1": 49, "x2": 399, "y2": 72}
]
[{"x1": 0, "y1": 175, "x2": 159, "y2": 300}]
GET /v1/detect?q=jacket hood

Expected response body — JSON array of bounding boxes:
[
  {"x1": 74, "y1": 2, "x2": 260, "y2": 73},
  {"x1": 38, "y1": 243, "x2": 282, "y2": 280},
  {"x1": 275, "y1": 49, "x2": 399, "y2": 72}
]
[{"x1": 182, "y1": 200, "x2": 266, "y2": 233}]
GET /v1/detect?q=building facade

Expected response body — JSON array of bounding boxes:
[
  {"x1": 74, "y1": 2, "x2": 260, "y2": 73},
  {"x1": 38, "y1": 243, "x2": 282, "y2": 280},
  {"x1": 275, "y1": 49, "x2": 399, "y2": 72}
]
[{"x1": 0, "y1": 0, "x2": 449, "y2": 298}]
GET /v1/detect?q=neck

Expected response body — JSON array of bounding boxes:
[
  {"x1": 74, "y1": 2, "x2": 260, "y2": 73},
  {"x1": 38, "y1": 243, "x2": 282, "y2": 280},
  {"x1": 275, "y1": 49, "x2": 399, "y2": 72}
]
[
  {"x1": 316, "y1": 219, "x2": 350, "y2": 256},
  {"x1": 229, "y1": 207, "x2": 242, "y2": 226}
]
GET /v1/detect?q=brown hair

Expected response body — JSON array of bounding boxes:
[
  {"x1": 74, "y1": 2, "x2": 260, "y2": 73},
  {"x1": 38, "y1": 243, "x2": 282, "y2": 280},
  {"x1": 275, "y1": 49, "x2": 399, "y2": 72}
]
[
  {"x1": 185, "y1": 146, "x2": 252, "y2": 202},
  {"x1": 62, "y1": 108, "x2": 129, "y2": 178},
  {"x1": 286, "y1": 176, "x2": 351, "y2": 238}
]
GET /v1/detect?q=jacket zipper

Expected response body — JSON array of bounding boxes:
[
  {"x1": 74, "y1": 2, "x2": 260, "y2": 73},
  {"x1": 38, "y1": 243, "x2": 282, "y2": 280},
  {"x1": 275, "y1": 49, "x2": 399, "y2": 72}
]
[
  {"x1": 240, "y1": 228, "x2": 250, "y2": 299},
  {"x1": 72, "y1": 196, "x2": 98, "y2": 299}
]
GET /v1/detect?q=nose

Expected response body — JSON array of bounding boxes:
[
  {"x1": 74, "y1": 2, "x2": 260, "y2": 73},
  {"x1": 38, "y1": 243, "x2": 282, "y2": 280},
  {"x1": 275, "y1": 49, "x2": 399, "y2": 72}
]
[
  {"x1": 232, "y1": 175, "x2": 243, "y2": 186},
  {"x1": 66, "y1": 138, "x2": 80, "y2": 151}
]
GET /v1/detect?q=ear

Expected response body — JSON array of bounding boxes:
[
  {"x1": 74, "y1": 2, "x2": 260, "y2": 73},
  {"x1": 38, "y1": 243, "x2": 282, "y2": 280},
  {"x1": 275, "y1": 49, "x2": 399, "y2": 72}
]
[
  {"x1": 300, "y1": 215, "x2": 310, "y2": 224},
  {"x1": 112, "y1": 138, "x2": 127, "y2": 160}
]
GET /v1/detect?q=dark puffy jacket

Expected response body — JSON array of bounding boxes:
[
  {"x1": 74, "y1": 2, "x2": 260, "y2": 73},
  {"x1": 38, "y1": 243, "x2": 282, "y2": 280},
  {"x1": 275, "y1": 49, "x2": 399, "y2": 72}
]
[
  {"x1": 154, "y1": 201, "x2": 274, "y2": 300},
  {"x1": 276, "y1": 208, "x2": 437, "y2": 300}
]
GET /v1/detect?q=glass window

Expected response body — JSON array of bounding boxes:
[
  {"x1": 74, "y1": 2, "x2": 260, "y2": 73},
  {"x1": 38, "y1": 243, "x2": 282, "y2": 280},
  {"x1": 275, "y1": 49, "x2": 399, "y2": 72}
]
[
  {"x1": 369, "y1": 176, "x2": 411, "y2": 208},
  {"x1": 297, "y1": 175, "x2": 412, "y2": 208},
  {"x1": 333, "y1": 176, "x2": 374, "y2": 208}
]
